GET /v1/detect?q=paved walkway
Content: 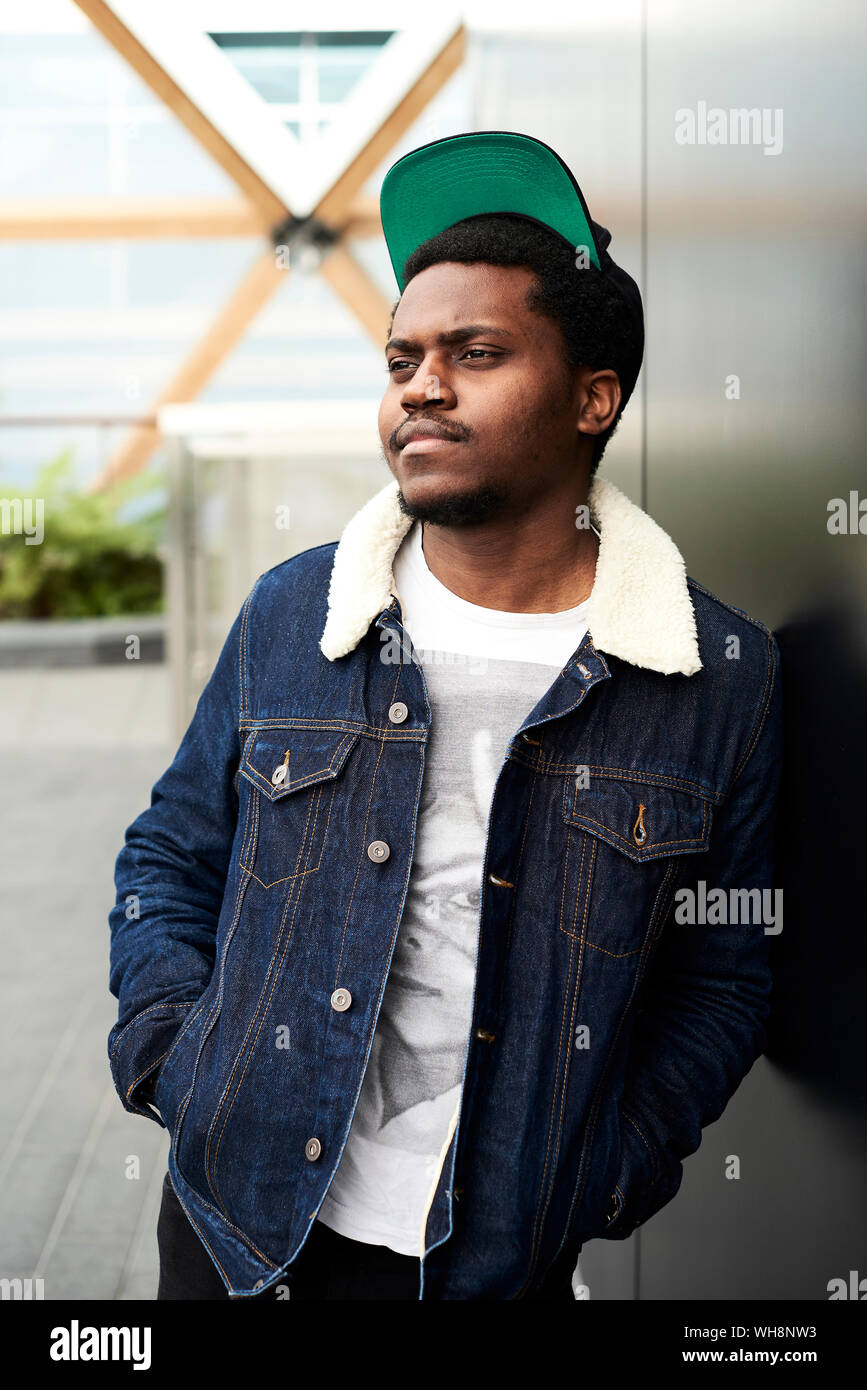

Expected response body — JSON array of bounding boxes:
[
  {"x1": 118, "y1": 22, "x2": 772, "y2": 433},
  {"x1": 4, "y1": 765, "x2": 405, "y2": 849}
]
[{"x1": 0, "y1": 665, "x2": 172, "y2": 1300}]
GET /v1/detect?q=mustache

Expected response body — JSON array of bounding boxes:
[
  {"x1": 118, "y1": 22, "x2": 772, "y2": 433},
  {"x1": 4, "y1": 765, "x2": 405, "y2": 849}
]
[{"x1": 388, "y1": 414, "x2": 473, "y2": 452}]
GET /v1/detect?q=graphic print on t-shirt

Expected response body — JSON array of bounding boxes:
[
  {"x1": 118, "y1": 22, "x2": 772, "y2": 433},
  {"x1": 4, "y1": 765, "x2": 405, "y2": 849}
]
[{"x1": 364, "y1": 717, "x2": 495, "y2": 1133}]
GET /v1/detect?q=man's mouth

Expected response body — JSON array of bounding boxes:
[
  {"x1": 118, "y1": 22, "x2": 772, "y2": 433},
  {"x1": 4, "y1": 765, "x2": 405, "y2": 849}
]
[
  {"x1": 394, "y1": 419, "x2": 467, "y2": 454},
  {"x1": 401, "y1": 436, "x2": 460, "y2": 456}
]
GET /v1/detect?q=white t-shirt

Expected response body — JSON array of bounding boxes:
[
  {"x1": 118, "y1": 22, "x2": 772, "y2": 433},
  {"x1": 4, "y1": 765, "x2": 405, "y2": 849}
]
[{"x1": 317, "y1": 518, "x2": 596, "y2": 1256}]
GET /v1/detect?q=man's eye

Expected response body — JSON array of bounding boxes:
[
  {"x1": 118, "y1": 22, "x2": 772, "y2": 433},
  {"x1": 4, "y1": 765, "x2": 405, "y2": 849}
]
[{"x1": 386, "y1": 348, "x2": 498, "y2": 375}]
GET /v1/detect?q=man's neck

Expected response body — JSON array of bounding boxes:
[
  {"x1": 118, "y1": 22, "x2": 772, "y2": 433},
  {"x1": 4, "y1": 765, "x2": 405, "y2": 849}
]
[{"x1": 418, "y1": 497, "x2": 599, "y2": 614}]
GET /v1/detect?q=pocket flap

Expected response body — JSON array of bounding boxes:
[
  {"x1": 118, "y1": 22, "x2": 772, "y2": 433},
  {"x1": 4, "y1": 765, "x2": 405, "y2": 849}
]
[
  {"x1": 239, "y1": 726, "x2": 360, "y2": 801},
  {"x1": 563, "y1": 775, "x2": 713, "y2": 862}
]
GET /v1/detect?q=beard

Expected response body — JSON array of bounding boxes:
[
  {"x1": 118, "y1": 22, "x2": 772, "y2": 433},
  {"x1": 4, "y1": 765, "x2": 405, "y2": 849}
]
[{"x1": 395, "y1": 480, "x2": 511, "y2": 528}]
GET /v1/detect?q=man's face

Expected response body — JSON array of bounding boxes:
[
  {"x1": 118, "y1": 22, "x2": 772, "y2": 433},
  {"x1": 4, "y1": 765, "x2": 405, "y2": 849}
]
[{"x1": 378, "y1": 261, "x2": 587, "y2": 527}]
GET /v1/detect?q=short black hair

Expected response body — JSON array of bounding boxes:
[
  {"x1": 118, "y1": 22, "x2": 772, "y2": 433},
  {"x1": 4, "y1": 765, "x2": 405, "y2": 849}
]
[{"x1": 396, "y1": 212, "x2": 640, "y2": 473}]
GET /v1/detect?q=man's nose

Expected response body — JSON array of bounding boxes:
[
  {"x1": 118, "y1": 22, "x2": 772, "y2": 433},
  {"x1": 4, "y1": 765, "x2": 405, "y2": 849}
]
[{"x1": 400, "y1": 367, "x2": 453, "y2": 410}]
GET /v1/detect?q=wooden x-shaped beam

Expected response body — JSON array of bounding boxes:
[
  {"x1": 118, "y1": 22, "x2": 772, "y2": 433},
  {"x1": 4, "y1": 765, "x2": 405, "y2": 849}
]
[{"x1": 61, "y1": 2, "x2": 465, "y2": 488}]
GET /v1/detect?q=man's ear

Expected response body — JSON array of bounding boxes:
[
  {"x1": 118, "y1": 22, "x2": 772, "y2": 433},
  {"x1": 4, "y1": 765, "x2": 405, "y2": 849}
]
[{"x1": 576, "y1": 368, "x2": 622, "y2": 441}]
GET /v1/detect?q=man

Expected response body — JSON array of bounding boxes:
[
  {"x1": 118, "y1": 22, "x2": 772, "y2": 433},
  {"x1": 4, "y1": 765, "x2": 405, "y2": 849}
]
[{"x1": 108, "y1": 132, "x2": 783, "y2": 1301}]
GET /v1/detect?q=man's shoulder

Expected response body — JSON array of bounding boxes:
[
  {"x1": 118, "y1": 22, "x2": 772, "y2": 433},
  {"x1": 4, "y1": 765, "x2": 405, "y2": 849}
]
[
  {"x1": 685, "y1": 576, "x2": 781, "y2": 719},
  {"x1": 223, "y1": 541, "x2": 342, "y2": 663},
  {"x1": 248, "y1": 540, "x2": 339, "y2": 607},
  {"x1": 258, "y1": 539, "x2": 339, "y2": 585},
  {"x1": 686, "y1": 572, "x2": 778, "y2": 636}
]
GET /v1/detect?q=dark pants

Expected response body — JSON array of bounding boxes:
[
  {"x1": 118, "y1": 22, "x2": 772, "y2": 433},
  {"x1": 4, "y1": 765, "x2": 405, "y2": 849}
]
[{"x1": 157, "y1": 1171, "x2": 421, "y2": 1300}]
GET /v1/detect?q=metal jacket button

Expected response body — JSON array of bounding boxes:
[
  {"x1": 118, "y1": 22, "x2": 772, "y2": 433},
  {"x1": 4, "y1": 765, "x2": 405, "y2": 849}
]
[
  {"x1": 388, "y1": 702, "x2": 408, "y2": 723},
  {"x1": 367, "y1": 840, "x2": 390, "y2": 863},
  {"x1": 305, "y1": 1138, "x2": 322, "y2": 1161},
  {"x1": 331, "y1": 988, "x2": 352, "y2": 1012},
  {"x1": 271, "y1": 749, "x2": 290, "y2": 785}
]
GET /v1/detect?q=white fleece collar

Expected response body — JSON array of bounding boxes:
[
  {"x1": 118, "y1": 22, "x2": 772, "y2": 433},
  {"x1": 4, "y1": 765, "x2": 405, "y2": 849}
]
[{"x1": 319, "y1": 474, "x2": 702, "y2": 677}]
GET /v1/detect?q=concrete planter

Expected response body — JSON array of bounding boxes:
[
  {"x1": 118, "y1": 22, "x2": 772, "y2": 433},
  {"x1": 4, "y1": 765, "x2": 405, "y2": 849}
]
[{"x1": 0, "y1": 615, "x2": 165, "y2": 668}]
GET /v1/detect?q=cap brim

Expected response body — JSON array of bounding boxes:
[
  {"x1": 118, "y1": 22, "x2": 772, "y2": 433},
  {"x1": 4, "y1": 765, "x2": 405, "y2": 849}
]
[{"x1": 380, "y1": 131, "x2": 601, "y2": 291}]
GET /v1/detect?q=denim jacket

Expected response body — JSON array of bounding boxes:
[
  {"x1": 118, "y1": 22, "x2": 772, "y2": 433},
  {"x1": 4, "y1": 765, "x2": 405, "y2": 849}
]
[{"x1": 108, "y1": 474, "x2": 783, "y2": 1300}]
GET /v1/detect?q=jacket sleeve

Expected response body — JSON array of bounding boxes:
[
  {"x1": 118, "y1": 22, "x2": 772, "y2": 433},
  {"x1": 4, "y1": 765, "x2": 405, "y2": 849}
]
[
  {"x1": 107, "y1": 583, "x2": 257, "y2": 1124},
  {"x1": 603, "y1": 627, "x2": 784, "y2": 1238}
]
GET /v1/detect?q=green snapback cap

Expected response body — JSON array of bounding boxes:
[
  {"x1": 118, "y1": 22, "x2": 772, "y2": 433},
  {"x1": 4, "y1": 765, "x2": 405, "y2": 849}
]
[{"x1": 379, "y1": 130, "x2": 644, "y2": 403}]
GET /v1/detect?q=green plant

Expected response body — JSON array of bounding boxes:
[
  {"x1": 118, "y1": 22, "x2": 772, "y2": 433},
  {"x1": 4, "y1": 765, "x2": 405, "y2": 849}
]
[{"x1": 0, "y1": 450, "x2": 166, "y2": 619}]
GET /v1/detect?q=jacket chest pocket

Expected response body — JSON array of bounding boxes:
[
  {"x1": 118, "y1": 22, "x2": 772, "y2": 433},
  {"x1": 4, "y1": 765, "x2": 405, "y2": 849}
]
[
  {"x1": 559, "y1": 774, "x2": 714, "y2": 957},
  {"x1": 237, "y1": 726, "x2": 360, "y2": 889}
]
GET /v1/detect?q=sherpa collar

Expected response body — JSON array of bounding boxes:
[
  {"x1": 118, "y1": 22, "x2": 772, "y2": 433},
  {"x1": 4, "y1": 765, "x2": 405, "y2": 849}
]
[{"x1": 319, "y1": 474, "x2": 702, "y2": 677}]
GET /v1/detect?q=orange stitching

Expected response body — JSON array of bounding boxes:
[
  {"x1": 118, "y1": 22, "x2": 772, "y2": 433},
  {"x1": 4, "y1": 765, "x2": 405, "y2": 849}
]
[
  {"x1": 240, "y1": 781, "x2": 336, "y2": 888},
  {"x1": 126, "y1": 1046, "x2": 171, "y2": 1102},
  {"x1": 110, "y1": 1001, "x2": 196, "y2": 1061},
  {"x1": 648, "y1": 860, "x2": 679, "y2": 940},
  {"x1": 623, "y1": 1114, "x2": 651, "y2": 1149},
  {"x1": 529, "y1": 931, "x2": 576, "y2": 1257},
  {"x1": 563, "y1": 774, "x2": 714, "y2": 828},
  {"x1": 332, "y1": 734, "x2": 388, "y2": 987},
  {"x1": 571, "y1": 799, "x2": 709, "y2": 852},
  {"x1": 531, "y1": 842, "x2": 594, "y2": 1258},
  {"x1": 239, "y1": 718, "x2": 426, "y2": 742},
  {"x1": 169, "y1": 1169, "x2": 277, "y2": 1274},
  {"x1": 152, "y1": 992, "x2": 214, "y2": 1081},
  {"x1": 584, "y1": 940, "x2": 642, "y2": 958},
  {"x1": 559, "y1": 833, "x2": 588, "y2": 940},
  {"x1": 239, "y1": 584, "x2": 255, "y2": 719},
  {"x1": 173, "y1": 755, "x2": 264, "y2": 1224},
  {"x1": 729, "y1": 629, "x2": 777, "y2": 791},
  {"x1": 520, "y1": 839, "x2": 594, "y2": 1294},
  {"x1": 169, "y1": 1056, "x2": 276, "y2": 1269},
  {"x1": 207, "y1": 790, "x2": 321, "y2": 1203},
  {"x1": 580, "y1": 856, "x2": 678, "y2": 957},
  {"x1": 574, "y1": 767, "x2": 715, "y2": 798},
  {"x1": 681, "y1": 584, "x2": 778, "y2": 795},
  {"x1": 236, "y1": 763, "x2": 260, "y2": 881},
  {"x1": 686, "y1": 577, "x2": 772, "y2": 636},
  {"x1": 238, "y1": 731, "x2": 354, "y2": 885},
  {"x1": 519, "y1": 757, "x2": 717, "y2": 802},
  {"x1": 205, "y1": 799, "x2": 305, "y2": 1200},
  {"x1": 557, "y1": 843, "x2": 664, "y2": 1246},
  {"x1": 176, "y1": 796, "x2": 259, "y2": 1129},
  {"x1": 622, "y1": 1110, "x2": 656, "y2": 1178},
  {"x1": 558, "y1": 826, "x2": 572, "y2": 937},
  {"x1": 240, "y1": 730, "x2": 357, "y2": 798}
]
